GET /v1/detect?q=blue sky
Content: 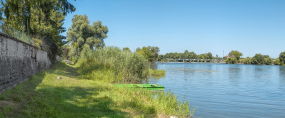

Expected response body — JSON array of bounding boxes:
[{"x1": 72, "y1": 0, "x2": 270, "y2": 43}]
[{"x1": 62, "y1": 0, "x2": 285, "y2": 58}]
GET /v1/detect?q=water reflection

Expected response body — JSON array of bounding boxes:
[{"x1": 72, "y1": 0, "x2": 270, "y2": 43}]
[
  {"x1": 228, "y1": 66, "x2": 241, "y2": 86},
  {"x1": 279, "y1": 66, "x2": 285, "y2": 92},
  {"x1": 144, "y1": 63, "x2": 166, "y2": 84}
]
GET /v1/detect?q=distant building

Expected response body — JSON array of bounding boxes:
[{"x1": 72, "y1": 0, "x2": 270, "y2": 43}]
[
  {"x1": 231, "y1": 55, "x2": 235, "y2": 58},
  {"x1": 223, "y1": 55, "x2": 228, "y2": 59}
]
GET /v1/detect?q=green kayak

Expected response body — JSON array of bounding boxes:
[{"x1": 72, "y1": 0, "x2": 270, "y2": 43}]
[{"x1": 115, "y1": 84, "x2": 164, "y2": 91}]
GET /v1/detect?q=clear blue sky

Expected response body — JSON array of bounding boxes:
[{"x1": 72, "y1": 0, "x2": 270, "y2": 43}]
[{"x1": 62, "y1": 0, "x2": 285, "y2": 58}]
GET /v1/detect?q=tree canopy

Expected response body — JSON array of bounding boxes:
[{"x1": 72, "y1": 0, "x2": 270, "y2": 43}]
[
  {"x1": 250, "y1": 54, "x2": 272, "y2": 65},
  {"x1": 136, "y1": 46, "x2": 160, "y2": 62},
  {"x1": 67, "y1": 14, "x2": 108, "y2": 60},
  {"x1": 279, "y1": 52, "x2": 285, "y2": 65},
  {"x1": 0, "y1": 0, "x2": 76, "y2": 62},
  {"x1": 162, "y1": 51, "x2": 213, "y2": 60},
  {"x1": 228, "y1": 50, "x2": 243, "y2": 60}
]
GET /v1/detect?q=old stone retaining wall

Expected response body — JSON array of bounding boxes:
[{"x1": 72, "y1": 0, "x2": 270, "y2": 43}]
[{"x1": 0, "y1": 33, "x2": 52, "y2": 94}]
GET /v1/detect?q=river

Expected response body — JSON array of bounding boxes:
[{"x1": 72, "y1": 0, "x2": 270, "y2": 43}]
[{"x1": 145, "y1": 63, "x2": 285, "y2": 118}]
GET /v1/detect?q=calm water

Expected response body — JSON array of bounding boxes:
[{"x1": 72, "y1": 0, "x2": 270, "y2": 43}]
[{"x1": 146, "y1": 63, "x2": 285, "y2": 118}]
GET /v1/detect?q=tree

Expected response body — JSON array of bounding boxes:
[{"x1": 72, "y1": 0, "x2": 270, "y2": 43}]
[
  {"x1": 0, "y1": 0, "x2": 76, "y2": 62},
  {"x1": 184, "y1": 50, "x2": 189, "y2": 59},
  {"x1": 228, "y1": 50, "x2": 243, "y2": 60},
  {"x1": 0, "y1": 0, "x2": 75, "y2": 34},
  {"x1": 123, "y1": 47, "x2": 131, "y2": 53},
  {"x1": 67, "y1": 14, "x2": 108, "y2": 60},
  {"x1": 62, "y1": 46, "x2": 70, "y2": 60},
  {"x1": 184, "y1": 50, "x2": 189, "y2": 54},
  {"x1": 264, "y1": 57, "x2": 273, "y2": 65},
  {"x1": 136, "y1": 46, "x2": 160, "y2": 62},
  {"x1": 244, "y1": 57, "x2": 252, "y2": 64},
  {"x1": 206, "y1": 52, "x2": 213, "y2": 59},
  {"x1": 274, "y1": 58, "x2": 281, "y2": 65},
  {"x1": 279, "y1": 52, "x2": 285, "y2": 65},
  {"x1": 188, "y1": 52, "x2": 196, "y2": 59},
  {"x1": 157, "y1": 55, "x2": 164, "y2": 61},
  {"x1": 252, "y1": 54, "x2": 264, "y2": 65},
  {"x1": 225, "y1": 57, "x2": 237, "y2": 64}
]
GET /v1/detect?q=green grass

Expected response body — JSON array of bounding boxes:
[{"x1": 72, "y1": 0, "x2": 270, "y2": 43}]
[
  {"x1": 149, "y1": 69, "x2": 166, "y2": 76},
  {"x1": 0, "y1": 61, "x2": 194, "y2": 118}
]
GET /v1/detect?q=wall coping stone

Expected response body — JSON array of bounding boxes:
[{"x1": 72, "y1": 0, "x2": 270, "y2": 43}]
[{"x1": 0, "y1": 32, "x2": 38, "y2": 49}]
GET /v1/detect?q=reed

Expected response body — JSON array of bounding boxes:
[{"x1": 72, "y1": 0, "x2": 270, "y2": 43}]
[
  {"x1": 149, "y1": 69, "x2": 166, "y2": 76},
  {"x1": 76, "y1": 46, "x2": 149, "y2": 83}
]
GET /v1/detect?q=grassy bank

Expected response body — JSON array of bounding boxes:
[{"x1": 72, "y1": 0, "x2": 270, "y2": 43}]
[
  {"x1": 149, "y1": 69, "x2": 166, "y2": 77},
  {"x1": 0, "y1": 61, "x2": 194, "y2": 117}
]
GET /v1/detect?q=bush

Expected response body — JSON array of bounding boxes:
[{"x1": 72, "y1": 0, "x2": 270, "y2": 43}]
[
  {"x1": 274, "y1": 58, "x2": 281, "y2": 65},
  {"x1": 264, "y1": 57, "x2": 273, "y2": 65},
  {"x1": 252, "y1": 54, "x2": 265, "y2": 65},
  {"x1": 239, "y1": 58, "x2": 245, "y2": 64},
  {"x1": 279, "y1": 52, "x2": 285, "y2": 65},
  {"x1": 225, "y1": 57, "x2": 237, "y2": 64},
  {"x1": 244, "y1": 57, "x2": 252, "y2": 64},
  {"x1": 149, "y1": 69, "x2": 165, "y2": 76},
  {"x1": 77, "y1": 46, "x2": 149, "y2": 83}
]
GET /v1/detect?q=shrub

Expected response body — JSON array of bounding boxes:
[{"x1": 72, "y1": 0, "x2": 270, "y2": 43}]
[
  {"x1": 264, "y1": 57, "x2": 273, "y2": 65},
  {"x1": 252, "y1": 54, "x2": 265, "y2": 65},
  {"x1": 279, "y1": 52, "x2": 285, "y2": 65},
  {"x1": 149, "y1": 69, "x2": 165, "y2": 76},
  {"x1": 244, "y1": 57, "x2": 252, "y2": 64},
  {"x1": 239, "y1": 58, "x2": 245, "y2": 64},
  {"x1": 274, "y1": 58, "x2": 281, "y2": 65},
  {"x1": 225, "y1": 57, "x2": 237, "y2": 64},
  {"x1": 77, "y1": 46, "x2": 149, "y2": 82}
]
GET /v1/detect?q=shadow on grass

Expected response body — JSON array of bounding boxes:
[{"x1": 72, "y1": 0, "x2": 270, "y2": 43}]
[
  {"x1": 0, "y1": 61, "x2": 128, "y2": 118},
  {"x1": 33, "y1": 85, "x2": 128, "y2": 118},
  {"x1": 47, "y1": 61, "x2": 80, "y2": 78}
]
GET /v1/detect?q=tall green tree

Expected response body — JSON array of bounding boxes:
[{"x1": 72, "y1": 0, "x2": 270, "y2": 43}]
[
  {"x1": 67, "y1": 14, "x2": 108, "y2": 60},
  {"x1": 228, "y1": 50, "x2": 243, "y2": 60},
  {"x1": 0, "y1": 0, "x2": 76, "y2": 62},
  {"x1": 0, "y1": 0, "x2": 75, "y2": 33}
]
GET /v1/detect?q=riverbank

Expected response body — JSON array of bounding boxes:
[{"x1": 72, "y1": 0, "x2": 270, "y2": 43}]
[{"x1": 0, "y1": 61, "x2": 194, "y2": 117}]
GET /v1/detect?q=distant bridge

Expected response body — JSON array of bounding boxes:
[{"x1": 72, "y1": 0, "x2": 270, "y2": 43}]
[{"x1": 164, "y1": 58, "x2": 225, "y2": 63}]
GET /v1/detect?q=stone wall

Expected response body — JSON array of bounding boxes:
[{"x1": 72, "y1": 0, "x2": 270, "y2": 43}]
[{"x1": 0, "y1": 33, "x2": 52, "y2": 94}]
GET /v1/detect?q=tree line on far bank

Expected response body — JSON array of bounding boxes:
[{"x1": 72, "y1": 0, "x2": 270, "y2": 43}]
[
  {"x1": 144, "y1": 49, "x2": 285, "y2": 66},
  {"x1": 225, "y1": 50, "x2": 285, "y2": 65},
  {"x1": 121, "y1": 46, "x2": 160, "y2": 63},
  {"x1": 157, "y1": 50, "x2": 221, "y2": 62}
]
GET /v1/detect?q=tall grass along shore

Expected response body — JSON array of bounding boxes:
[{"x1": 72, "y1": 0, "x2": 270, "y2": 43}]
[{"x1": 0, "y1": 46, "x2": 194, "y2": 117}]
